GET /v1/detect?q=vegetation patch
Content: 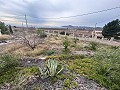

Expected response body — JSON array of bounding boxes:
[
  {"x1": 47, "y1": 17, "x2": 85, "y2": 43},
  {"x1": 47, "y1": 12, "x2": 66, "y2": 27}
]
[
  {"x1": 67, "y1": 47, "x2": 120, "y2": 90},
  {"x1": 0, "y1": 54, "x2": 19, "y2": 84}
]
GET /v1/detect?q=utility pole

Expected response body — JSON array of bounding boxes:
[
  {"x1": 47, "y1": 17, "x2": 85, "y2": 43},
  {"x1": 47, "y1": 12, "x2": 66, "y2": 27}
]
[
  {"x1": 93, "y1": 23, "x2": 97, "y2": 38},
  {"x1": 22, "y1": 22, "x2": 24, "y2": 29},
  {"x1": 25, "y1": 14, "x2": 28, "y2": 29},
  {"x1": 95, "y1": 23, "x2": 97, "y2": 30}
]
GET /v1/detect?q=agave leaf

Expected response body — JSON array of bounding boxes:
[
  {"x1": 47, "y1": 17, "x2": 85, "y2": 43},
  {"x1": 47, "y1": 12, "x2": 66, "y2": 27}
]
[
  {"x1": 47, "y1": 59, "x2": 58, "y2": 76},
  {"x1": 56, "y1": 64, "x2": 64, "y2": 75}
]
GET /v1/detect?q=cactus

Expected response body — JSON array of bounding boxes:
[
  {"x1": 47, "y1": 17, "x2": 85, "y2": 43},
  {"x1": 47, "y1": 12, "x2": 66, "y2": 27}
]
[{"x1": 38, "y1": 59, "x2": 63, "y2": 79}]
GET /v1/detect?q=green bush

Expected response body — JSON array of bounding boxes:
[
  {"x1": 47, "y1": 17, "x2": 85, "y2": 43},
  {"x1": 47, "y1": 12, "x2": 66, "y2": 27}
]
[
  {"x1": 0, "y1": 67, "x2": 18, "y2": 84},
  {"x1": 46, "y1": 50, "x2": 55, "y2": 55},
  {"x1": 0, "y1": 54, "x2": 19, "y2": 84},
  {"x1": 93, "y1": 48, "x2": 120, "y2": 90},
  {"x1": 0, "y1": 54, "x2": 19, "y2": 73},
  {"x1": 84, "y1": 42, "x2": 98, "y2": 51},
  {"x1": 68, "y1": 53, "x2": 120, "y2": 90},
  {"x1": 62, "y1": 36, "x2": 70, "y2": 54},
  {"x1": 73, "y1": 38, "x2": 79, "y2": 46},
  {"x1": 89, "y1": 42, "x2": 98, "y2": 51},
  {"x1": 0, "y1": 21, "x2": 10, "y2": 34},
  {"x1": 110, "y1": 46, "x2": 119, "y2": 49},
  {"x1": 40, "y1": 50, "x2": 55, "y2": 56},
  {"x1": 46, "y1": 54, "x2": 85, "y2": 61},
  {"x1": 36, "y1": 29, "x2": 47, "y2": 38}
]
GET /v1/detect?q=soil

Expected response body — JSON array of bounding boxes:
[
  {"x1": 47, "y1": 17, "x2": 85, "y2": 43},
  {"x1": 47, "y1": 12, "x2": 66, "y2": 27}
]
[{"x1": 2, "y1": 58, "x2": 106, "y2": 90}]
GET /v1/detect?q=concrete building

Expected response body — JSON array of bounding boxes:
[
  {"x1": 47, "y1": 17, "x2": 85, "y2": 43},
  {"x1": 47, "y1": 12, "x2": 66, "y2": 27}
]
[
  {"x1": 92, "y1": 30, "x2": 103, "y2": 39},
  {"x1": 12, "y1": 27, "x2": 104, "y2": 39},
  {"x1": 43, "y1": 28, "x2": 94, "y2": 38}
]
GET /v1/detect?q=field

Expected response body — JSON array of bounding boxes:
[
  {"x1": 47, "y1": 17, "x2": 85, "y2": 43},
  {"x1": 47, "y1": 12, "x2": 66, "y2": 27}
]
[{"x1": 0, "y1": 30, "x2": 120, "y2": 90}]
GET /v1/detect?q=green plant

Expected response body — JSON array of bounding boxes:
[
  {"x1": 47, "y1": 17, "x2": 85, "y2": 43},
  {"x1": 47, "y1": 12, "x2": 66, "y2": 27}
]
[
  {"x1": 40, "y1": 50, "x2": 55, "y2": 56},
  {"x1": 0, "y1": 21, "x2": 10, "y2": 34},
  {"x1": 46, "y1": 54, "x2": 85, "y2": 61},
  {"x1": 110, "y1": 46, "x2": 119, "y2": 50},
  {"x1": 12, "y1": 66, "x2": 38, "y2": 88},
  {"x1": 66, "y1": 48, "x2": 120, "y2": 90},
  {"x1": 36, "y1": 29, "x2": 47, "y2": 38},
  {"x1": 89, "y1": 42, "x2": 98, "y2": 51},
  {"x1": 46, "y1": 50, "x2": 55, "y2": 56},
  {"x1": 63, "y1": 79, "x2": 77, "y2": 89},
  {"x1": 73, "y1": 38, "x2": 79, "y2": 46},
  {"x1": 0, "y1": 54, "x2": 19, "y2": 73},
  {"x1": 92, "y1": 48, "x2": 120, "y2": 90},
  {"x1": 38, "y1": 59, "x2": 64, "y2": 79},
  {"x1": 62, "y1": 36, "x2": 70, "y2": 54},
  {"x1": 0, "y1": 54, "x2": 19, "y2": 84},
  {"x1": 67, "y1": 56, "x2": 120, "y2": 90}
]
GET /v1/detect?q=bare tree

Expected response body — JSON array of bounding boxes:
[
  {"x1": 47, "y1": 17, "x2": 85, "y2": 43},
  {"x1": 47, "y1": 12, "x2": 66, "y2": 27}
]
[
  {"x1": 23, "y1": 33, "x2": 45, "y2": 50},
  {"x1": 13, "y1": 15, "x2": 47, "y2": 50},
  {"x1": 13, "y1": 27, "x2": 46, "y2": 50}
]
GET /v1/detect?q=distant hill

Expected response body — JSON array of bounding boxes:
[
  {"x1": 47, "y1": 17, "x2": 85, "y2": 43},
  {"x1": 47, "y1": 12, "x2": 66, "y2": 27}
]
[{"x1": 62, "y1": 25, "x2": 102, "y2": 30}]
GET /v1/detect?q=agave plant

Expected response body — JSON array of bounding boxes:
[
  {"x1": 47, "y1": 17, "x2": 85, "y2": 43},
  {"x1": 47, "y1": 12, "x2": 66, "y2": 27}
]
[{"x1": 38, "y1": 59, "x2": 63, "y2": 79}]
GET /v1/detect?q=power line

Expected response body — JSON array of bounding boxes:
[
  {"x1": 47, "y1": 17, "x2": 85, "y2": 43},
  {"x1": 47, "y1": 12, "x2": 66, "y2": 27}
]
[
  {"x1": 0, "y1": 15, "x2": 24, "y2": 19},
  {"x1": 0, "y1": 6, "x2": 120, "y2": 20},
  {"x1": 0, "y1": 6, "x2": 120, "y2": 27},
  {"x1": 0, "y1": 19, "x2": 24, "y2": 23},
  {"x1": 97, "y1": 14, "x2": 120, "y2": 24},
  {"x1": 1, "y1": 14, "x2": 120, "y2": 26},
  {"x1": 26, "y1": 6, "x2": 120, "y2": 19}
]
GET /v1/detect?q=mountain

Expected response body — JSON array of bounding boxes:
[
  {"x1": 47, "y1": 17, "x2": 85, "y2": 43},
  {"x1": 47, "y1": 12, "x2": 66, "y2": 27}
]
[{"x1": 62, "y1": 25, "x2": 102, "y2": 30}]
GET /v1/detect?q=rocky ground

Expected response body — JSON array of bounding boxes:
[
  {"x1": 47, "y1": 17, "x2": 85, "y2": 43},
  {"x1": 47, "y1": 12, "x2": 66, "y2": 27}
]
[{"x1": 0, "y1": 58, "x2": 107, "y2": 90}]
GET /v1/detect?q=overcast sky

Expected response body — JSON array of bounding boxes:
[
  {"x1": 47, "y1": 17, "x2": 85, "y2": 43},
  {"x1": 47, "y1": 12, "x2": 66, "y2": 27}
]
[{"x1": 0, "y1": 0, "x2": 120, "y2": 27}]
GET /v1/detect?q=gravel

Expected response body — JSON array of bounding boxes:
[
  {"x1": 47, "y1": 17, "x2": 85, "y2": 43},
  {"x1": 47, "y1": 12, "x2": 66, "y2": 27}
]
[{"x1": 0, "y1": 58, "x2": 107, "y2": 90}]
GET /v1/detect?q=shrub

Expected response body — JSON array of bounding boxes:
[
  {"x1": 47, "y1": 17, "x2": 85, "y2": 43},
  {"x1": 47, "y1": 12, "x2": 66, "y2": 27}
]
[
  {"x1": 60, "y1": 31, "x2": 65, "y2": 35},
  {"x1": 84, "y1": 42, "x2": 98, "y2": 51},
  {"x1": 46, "y1": 54, "x2": 85, "y2": 61},
  {"x1": 0, "y1": 54, "x2": 19, "y2": 84},
  {"x1": 63, "y1": 79, "x2": 77, "y2": 89},
  {"x1": 40, "y1": 50, "x2": 55, "y2": 56},
  {"x1": 36, "y1": 29, "x2": 47, "y2": 38},
  {"x1": 0, "y1": 54, "x2": 19, "y2": 73},
  {"x1": 89, "y1": 42, "x2": 98, "y2": 51},
  {"x1": 93, "y1": 48, "x2": 120, "y2": 90},
  {"x1": 46, "y1": 50, "x2": 55, "y2": 55},
  {"x1": 67, "y1": 55, "x2": 120, "y2": 90},
  {"x1": 110, "y1": 46, "x2": 119, "y2": 49},
  {"x1": 13, "y1": 66, "x2": 38, "y2": 88},
  {"x1": 63, "y1": 36, "x2": 70, "y2": 51},
  {"x1": 73, "y1": 38, "x2": 79, "y2": 46},
  {"x1": 62, "y1": 36, "x2": 70, "y2": 63}
]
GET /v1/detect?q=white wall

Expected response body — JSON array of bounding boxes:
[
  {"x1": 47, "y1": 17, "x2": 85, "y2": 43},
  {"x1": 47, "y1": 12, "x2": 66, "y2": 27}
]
[{"x1": 0, "y1": 29, "x2": 2, "y2": 35}]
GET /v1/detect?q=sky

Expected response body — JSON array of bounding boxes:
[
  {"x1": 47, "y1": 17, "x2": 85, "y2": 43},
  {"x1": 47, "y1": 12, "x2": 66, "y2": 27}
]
[{"x1": 0, "y1": 0, "x2": 120, "y2": 27}]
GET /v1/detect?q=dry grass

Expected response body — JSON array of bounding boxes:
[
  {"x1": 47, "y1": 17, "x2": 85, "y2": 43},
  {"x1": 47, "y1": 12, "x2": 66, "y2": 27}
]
[
  {"x1": 11, "y1": 43, "x2": 49, "y2": 57},
  {"x1": 45, "y1": 36, "x2": 62, "y2": 45},
  {"x1": 14, "y1": 48, "x2": 41, "y2": 57},
  {"x1": 4, "y1": 43, "x2": 24, "y2": 53},
  {"x1": 2, "y1": 35, "x2": 88, "y2": 57},
  {"x1": 0, "y1": 35, "x2": 12, "y2": 40}
]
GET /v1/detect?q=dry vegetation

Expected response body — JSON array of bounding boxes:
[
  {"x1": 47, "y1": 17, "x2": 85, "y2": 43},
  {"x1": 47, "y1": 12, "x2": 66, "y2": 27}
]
[
  {"x1": 0, "y1": 33, "x2": 119, "y2": 90},
  {"x1": 0, "y1": 35, "x2": 12, "y2": 40}
]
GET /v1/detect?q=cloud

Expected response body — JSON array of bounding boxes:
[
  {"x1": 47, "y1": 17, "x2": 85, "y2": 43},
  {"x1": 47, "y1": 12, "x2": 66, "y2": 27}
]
[{"x1": 0, "y1": 0, "x2": 120, "y2": 27}]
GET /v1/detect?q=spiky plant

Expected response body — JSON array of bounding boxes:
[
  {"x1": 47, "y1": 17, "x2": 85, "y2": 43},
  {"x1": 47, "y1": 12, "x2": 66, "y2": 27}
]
[{"x1": 38, "y1": 59, "x2": 63, "y2": 79}]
